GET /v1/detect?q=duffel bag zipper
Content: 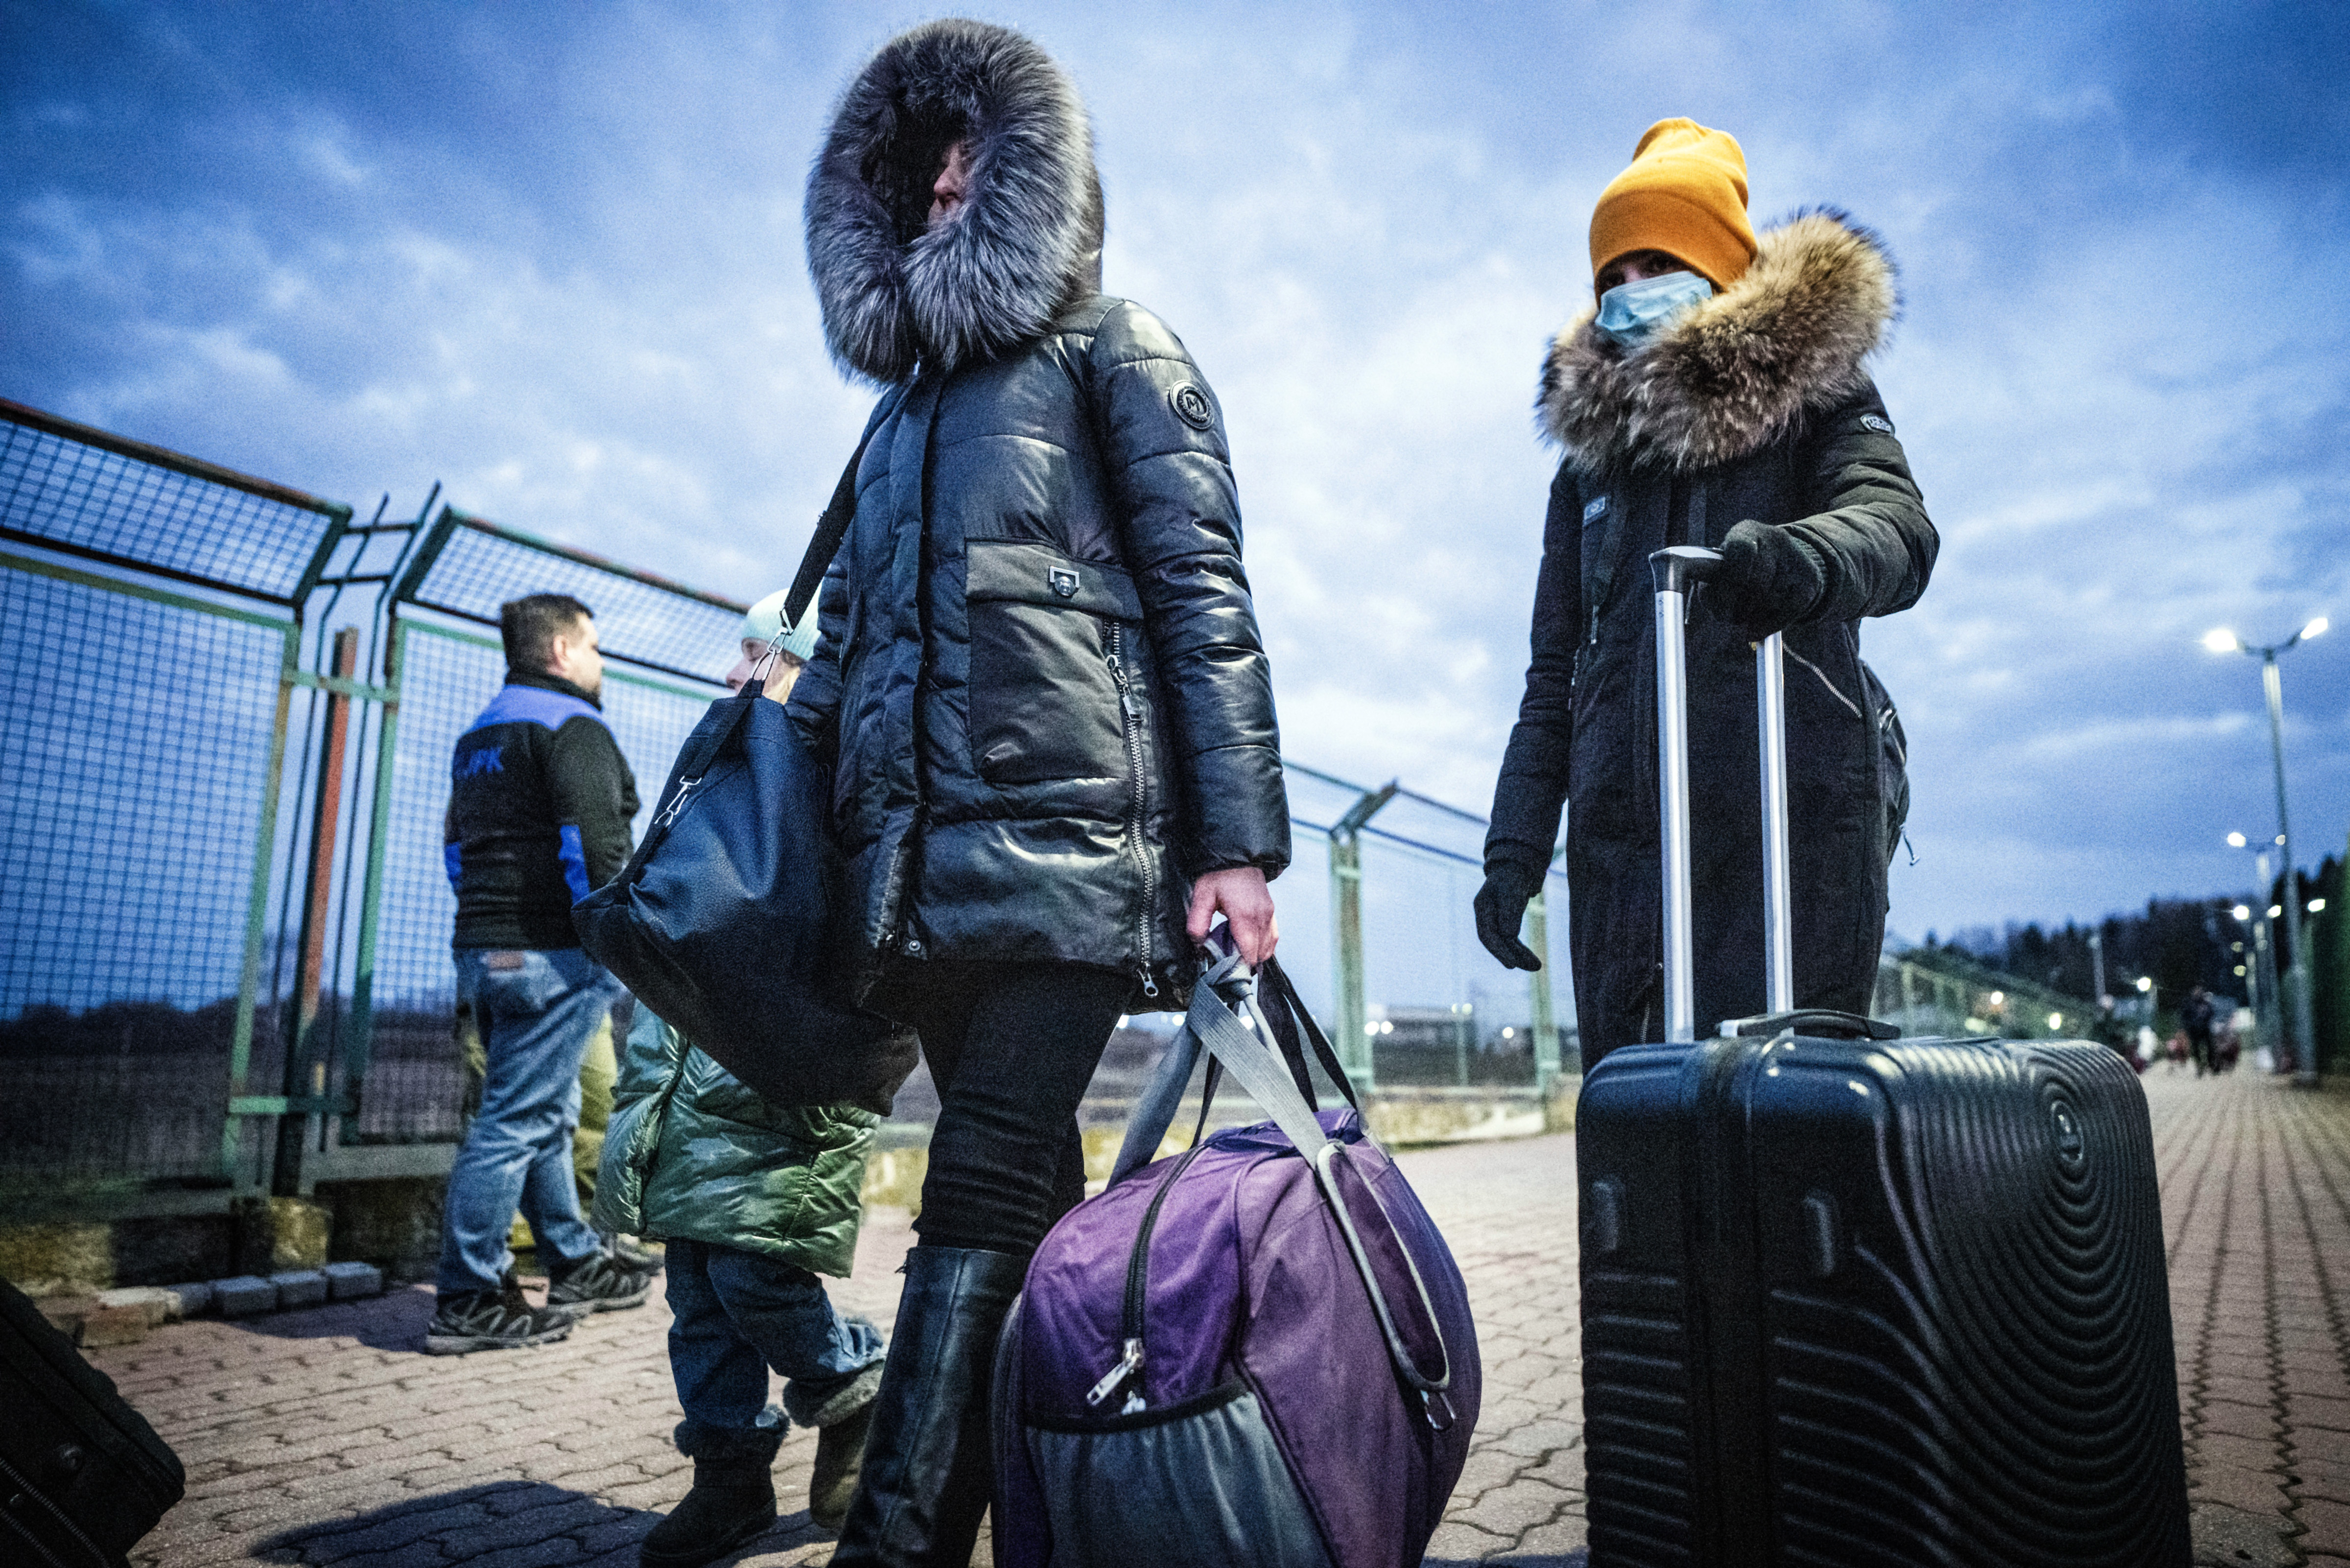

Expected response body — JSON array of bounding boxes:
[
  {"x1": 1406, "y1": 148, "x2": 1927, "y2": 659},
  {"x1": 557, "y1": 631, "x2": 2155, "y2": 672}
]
[
  {"x1": 1103, "y1": 623, "x2": 1159, "y2": 1000},
  {"x1": 1086, "y1": 1143, "x2": 1207, "y2": 1412}
]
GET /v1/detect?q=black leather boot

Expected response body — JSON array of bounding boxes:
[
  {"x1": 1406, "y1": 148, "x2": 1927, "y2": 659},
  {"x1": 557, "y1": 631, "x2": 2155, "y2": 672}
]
[
  {"x1": 827, "y1": 1246, "x2": 1026, "y2": 1567},
  {"x1": 640, "y1": 1423, "x2": 783, "y2": 1568}
]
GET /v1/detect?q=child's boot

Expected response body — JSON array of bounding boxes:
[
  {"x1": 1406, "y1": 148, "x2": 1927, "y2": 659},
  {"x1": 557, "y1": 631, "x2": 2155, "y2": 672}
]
[{"x1": 640, "y1": 1422, "x2": 783, "y2": 1568}]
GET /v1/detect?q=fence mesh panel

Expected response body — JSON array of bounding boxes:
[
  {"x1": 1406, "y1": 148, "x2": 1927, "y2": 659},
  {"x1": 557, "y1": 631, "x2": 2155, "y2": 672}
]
[
  {"x1": 352, "y1": 620, "x2": 724, "y2": 1141},
  {"x1": 0, "y1": 415, "x2": 338, "y2": 601},
  {"x1": 403, "y1": 518, "x2": 746, "y2": 684},
  {"x1": 0, "y1": 561, "x2": 288, "y2": 1180}
]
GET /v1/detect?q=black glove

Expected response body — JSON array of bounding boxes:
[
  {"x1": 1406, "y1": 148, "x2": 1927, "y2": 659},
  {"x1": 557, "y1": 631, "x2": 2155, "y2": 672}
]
[
  {"x1": 1708, "y1": 519, "x2": 1827, "y2": 635},
  {"x1": 1473, "y1": 865, "x2": 1545, "y2": 971}
]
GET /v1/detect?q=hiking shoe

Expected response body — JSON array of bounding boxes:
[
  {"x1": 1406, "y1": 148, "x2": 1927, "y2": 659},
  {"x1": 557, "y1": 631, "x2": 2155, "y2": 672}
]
[
  {"x1": 546, "y1": 1247, "x2": 658, "y2": 1317},
  {"x1": 423, "y1": 1288, "x2": 575, "y2": 1356}
]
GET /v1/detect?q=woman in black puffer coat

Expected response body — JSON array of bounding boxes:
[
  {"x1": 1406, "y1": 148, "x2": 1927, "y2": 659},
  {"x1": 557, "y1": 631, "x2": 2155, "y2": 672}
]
[
  {"x1": 788, "y1": 21, "x2": 1289, "y2": 1565},
  {"x1": 1478, "y1": 120, "x2": 1936, "y2": 1067}
]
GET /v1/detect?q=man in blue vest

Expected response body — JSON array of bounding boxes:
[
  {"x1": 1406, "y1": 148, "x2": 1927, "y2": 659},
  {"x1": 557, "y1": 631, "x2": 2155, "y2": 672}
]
[{"x1": 428, "y1": 592, "x2": 658, "y2": 1354}]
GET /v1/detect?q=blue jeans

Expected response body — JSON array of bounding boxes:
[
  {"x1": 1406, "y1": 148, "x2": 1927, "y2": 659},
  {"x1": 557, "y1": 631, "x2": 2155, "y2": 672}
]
[
  {"x1": 666, "y1": 1239, "x2": 885, "y2": 1450},
  {"x1": 436, "y1": 947, "x2": 618, "y2": 1294}
]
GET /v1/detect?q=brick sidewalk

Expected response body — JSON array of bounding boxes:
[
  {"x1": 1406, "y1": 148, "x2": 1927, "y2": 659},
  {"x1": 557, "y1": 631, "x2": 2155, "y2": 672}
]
[{"x1": 87, "y1": 1068, "x2": 2350, "y2": 1566}]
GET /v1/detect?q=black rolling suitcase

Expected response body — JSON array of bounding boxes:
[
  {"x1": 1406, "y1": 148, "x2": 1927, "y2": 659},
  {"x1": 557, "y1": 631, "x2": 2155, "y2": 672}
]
[
  {"x1": 1574, "y1": 545, "x2": 2190, "y2": 1567},
  {"x1": 0, "y1": 1280, "x2": 184, "y2": 1568}
]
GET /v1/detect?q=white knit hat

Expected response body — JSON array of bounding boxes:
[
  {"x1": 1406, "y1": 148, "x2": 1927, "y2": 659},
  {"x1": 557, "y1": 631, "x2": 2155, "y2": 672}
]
[{"x1": 739, "y1": 589, "x2": 818, "y2": 662}]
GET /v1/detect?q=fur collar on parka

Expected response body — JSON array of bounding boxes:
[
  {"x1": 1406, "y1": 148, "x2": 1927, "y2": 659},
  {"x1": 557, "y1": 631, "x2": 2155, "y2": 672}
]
[
  {"x1": 1538, "y1": 209, "x2": 1897, "y2": 472},
  {"x1": 805, "y1": 19, "x2": 1104, "y2": 385}
]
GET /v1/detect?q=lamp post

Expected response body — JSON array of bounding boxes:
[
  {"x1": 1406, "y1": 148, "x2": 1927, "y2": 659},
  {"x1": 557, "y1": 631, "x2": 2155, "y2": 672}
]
[
  {"x1": 2227, "y1": 833, "x2": 2283, "y2": 1067},
  {"x1": 2205, "y1": 617, "x2": 2328, "y2": 1085}
]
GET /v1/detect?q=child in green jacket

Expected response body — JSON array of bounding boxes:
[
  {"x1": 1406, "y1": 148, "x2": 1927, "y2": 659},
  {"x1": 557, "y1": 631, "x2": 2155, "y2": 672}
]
[{"x1": 595, "y1": 594, "x2": 891, "y2": 1566}]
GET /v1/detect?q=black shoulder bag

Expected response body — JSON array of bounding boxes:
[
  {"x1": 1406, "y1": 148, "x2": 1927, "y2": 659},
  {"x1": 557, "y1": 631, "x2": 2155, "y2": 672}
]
[{"x1": 574, "y1": 405, "x2": 916, "y2": 1112}]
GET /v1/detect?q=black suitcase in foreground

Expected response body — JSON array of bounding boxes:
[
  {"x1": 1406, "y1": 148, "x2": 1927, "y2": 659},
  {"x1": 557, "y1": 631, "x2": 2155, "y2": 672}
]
[
  {"x1": 1574, "y1": 547, "x2": 2189, "y2": 1567},
  {"x1": 0, "y1": 1280, "x2": 185, "y2": 1568}
]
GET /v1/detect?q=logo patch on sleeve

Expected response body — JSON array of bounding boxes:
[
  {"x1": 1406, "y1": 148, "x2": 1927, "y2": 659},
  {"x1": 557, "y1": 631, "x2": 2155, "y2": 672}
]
[
  {"x1": 1169, "y1": 384, "x2": 1216, "y2": 431},
  {"x1": 1859, "y1": 414, "x2": 1894, "y2": 434},
  {"x1": 1583, "y1": 495, "x2": 1609, "y2": 522}
]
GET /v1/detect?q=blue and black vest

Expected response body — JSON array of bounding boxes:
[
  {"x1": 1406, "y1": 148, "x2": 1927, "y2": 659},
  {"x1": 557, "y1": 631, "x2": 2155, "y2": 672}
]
[{"x1": 445, "y1": 671, "x2": 639, "y2": 950}]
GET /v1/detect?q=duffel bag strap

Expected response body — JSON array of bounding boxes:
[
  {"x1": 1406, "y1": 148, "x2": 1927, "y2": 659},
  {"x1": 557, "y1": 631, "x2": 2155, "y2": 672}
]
[
  {"x1": 1260, "y1": 956, "x2": 1360, "y2": 1112},
  {"x1": 1100, "y1": 945, "x2": 1447, "y2": 1410},
  {"x1": 1108, "y1": 948, "x2": 1331, "y2": 1186}
]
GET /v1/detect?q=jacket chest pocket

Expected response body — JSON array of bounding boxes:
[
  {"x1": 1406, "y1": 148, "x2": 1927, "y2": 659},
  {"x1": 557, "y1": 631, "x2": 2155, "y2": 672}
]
[{"x1": 965, "y1": 540, "x2": 1144, "y2": 786}]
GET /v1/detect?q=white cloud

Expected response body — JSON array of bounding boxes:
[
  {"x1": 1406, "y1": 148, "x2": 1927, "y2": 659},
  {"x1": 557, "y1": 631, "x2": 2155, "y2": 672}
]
[{"x1": 7, "y1": 0, "x2": 2348, "y2": 954}]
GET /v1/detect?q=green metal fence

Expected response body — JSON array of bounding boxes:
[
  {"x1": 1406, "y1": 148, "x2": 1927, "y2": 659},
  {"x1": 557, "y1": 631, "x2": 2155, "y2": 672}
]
[
  {"x1": 0, "y1": 400, "x2": 349, "y2": 1201},
  {"x1": 3, "y1": 397, "x2": 2119, "y2": 1210}
]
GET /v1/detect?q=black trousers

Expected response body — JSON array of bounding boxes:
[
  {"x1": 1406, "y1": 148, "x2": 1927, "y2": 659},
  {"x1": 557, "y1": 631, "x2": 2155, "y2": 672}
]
[{"x1": 881, "y1": 961, "x2": 1128, "y2": 1255}]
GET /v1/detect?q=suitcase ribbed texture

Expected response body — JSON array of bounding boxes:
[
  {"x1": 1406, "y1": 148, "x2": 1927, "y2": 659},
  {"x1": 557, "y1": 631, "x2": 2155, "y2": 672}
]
[{"x1": 1580, "y1": 1035, "x2": 2189, "y2": 1568}]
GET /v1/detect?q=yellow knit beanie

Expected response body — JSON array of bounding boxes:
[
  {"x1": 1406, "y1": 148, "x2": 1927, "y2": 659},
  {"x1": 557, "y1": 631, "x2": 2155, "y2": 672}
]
[{"x1": 1589, "y1": 118, "x2": 1757, "y2": 291}]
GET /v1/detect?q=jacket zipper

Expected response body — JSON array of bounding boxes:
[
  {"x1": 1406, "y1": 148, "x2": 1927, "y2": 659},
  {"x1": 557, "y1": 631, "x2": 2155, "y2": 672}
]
[
  {"x1": 1086, "y1": 1143, "x2": 1207, "y2": 1412},
  {"x1": 1103, "y1": 623, "x2": 1159, "y2": 1000}
]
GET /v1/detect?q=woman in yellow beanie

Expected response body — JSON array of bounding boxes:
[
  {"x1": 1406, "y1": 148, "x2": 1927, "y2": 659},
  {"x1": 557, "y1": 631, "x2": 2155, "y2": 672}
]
[{"x1": 1476, "y1": 118, "x2": 1937, "y2": 1062}]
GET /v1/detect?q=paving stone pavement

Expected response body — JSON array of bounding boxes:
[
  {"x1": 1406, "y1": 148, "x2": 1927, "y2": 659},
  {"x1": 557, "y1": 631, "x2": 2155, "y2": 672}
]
[{"x1": 85, "y1": 1067, "x2": 2350, "y2": 1566}]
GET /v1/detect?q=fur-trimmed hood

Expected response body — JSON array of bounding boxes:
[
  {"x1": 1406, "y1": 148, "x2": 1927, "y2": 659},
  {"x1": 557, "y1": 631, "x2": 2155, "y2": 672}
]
[
  {"x1": 805, "y1": 19, "x2": 1104, "y2": 385},
  {"x1": 1537, "y1": 210, "x2": 1897, "y2": 472}
]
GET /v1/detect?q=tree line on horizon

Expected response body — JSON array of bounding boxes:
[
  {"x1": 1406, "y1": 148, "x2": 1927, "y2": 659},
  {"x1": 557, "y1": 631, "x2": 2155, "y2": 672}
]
[{"x1": 1917, "y1": 853, "x2": 2346, "y2": 1060}]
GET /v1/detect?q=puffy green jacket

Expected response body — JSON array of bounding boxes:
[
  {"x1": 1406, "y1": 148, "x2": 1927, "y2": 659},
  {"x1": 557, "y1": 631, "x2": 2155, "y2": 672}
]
[{"x1": 593, "y1": 1005, "x2": 876, "y2": 1278}]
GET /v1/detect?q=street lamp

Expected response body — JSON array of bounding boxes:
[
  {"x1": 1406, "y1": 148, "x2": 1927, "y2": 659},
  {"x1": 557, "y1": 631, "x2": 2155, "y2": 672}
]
[
  {"x1": 2225, "y1": 835, "x2": 2283, "y2": 1068},
  {"x1": 2205, "y1": 615, "x2": 2327, "y2": 1084}
]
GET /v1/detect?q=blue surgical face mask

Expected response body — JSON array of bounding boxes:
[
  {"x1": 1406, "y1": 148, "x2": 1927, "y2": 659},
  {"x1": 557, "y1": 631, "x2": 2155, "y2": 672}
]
[{"x1": 1593, "y1": 270, "x2": 1715, "y2": 351}]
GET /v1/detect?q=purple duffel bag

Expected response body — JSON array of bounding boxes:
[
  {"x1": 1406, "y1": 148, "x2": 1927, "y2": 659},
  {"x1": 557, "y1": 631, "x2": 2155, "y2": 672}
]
[{"x1": 992, "y1": 942, "x2": 1482, "y2": 1567}]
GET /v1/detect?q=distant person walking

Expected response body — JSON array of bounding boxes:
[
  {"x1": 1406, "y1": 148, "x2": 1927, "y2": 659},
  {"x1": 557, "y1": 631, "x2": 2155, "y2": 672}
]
[
  {"x1": 1478, "y1": 118, "x2": 1936, "y2": 1059},
  {"x1": 2181, "y1": 985, "x2": 2216, "y2": 1077},
  {"x1": 598, "y1": 592, "x2": 894, "y2": 1568},
  {"x1": 795, "y1": 20, "x2": 1289, "y2": 1562},
  {"x1": 428, "y1": 593, "x2": 660, "y2": 1354}
]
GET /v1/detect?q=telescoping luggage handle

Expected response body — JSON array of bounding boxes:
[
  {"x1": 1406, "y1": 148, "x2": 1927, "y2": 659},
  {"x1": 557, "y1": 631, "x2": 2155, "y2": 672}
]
[
  {"x1": 1109, "y1": 937, "x2": 1458, "y2": 1426},
  {"x1": 1650, "y1": 547, "x2": 1895, "y2": 1046}
]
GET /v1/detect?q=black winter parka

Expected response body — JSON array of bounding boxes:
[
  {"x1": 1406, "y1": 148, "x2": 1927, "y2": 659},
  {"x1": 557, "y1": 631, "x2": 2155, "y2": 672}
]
[
  {"x1": 790, "y1": 21, "x2": 1289, "y2": 1008},
  {"x1": 1486, "y1": 213, "x2": 1936, "y2": 1061}
]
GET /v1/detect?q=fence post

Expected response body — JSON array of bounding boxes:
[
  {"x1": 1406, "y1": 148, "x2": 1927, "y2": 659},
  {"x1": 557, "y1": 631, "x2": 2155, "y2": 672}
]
[
  {"x1": 1527, "y1": 850, "x2": 1564, "y2": 1089},
  {"x1": 1329, "y1": 782, "x2": 1398, "y2": 1091},
  {"x1": 219, "y1": 624, "x2": 303, "y2": 1189},
  {"x1": 337, "y1": 617, "x2": 406, "y2": 1144},
  {"x1": 274, "y1": 627, "x2": 360, "y2": 1195}
]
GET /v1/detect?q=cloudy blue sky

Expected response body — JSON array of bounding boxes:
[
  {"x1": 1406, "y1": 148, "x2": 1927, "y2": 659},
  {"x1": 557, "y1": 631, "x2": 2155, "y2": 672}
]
[{"x1": 6, "y1": 0, "x2": 2347, "y2": 947}]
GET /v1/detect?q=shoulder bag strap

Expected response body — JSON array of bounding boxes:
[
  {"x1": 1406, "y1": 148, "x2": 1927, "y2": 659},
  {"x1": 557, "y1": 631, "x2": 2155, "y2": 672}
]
[
  {"x1": 634, "y1": 390, "x2": 907, "y2": 866},
  {"x1": 782, "y1": 386, "x2": 906, "y2": 633}
]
